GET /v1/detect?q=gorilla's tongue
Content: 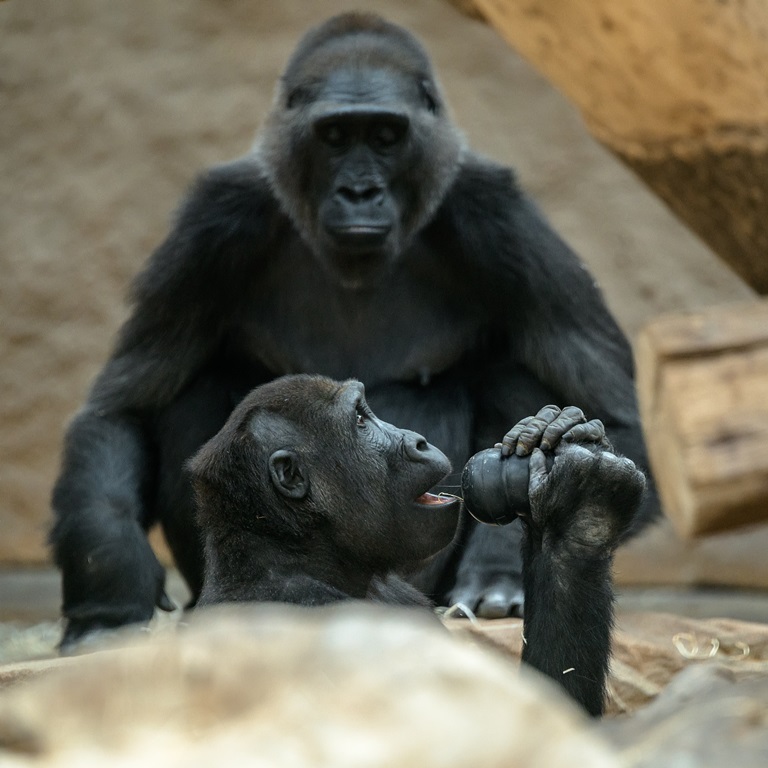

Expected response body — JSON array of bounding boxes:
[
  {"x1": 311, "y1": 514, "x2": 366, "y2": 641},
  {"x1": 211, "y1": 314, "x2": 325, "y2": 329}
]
[{"x1": 416, "y1": 492, "x2": 454, "y2": 506}]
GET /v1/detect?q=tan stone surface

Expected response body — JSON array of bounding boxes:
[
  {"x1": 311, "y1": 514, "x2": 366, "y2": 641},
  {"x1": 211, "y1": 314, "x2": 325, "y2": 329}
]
[
  {"x1": 0, "y1": 604, "x2": 620, "y2": 767},
  {"x1": 459, "y1": 0, "x2": 768, "y2": 144},
  {"x1": 0, "y1": 657, "x2": 75, "y2": 692},
  {"x1": 458, "y1": 0, "x2": 768, "y2": 291},
  {"x1": 603, "y1": 664, "x2": 768, "y2": 768},
  {"x1": 5, "y1": 606, "x2": 768, "y2": 766},
  {"x1": 614, "y1": 518, "x2": 768, "y2": 590},
  {"x1": 446, "y1": 610, "x2": 768, "y2": 716},
  {"x1": 0, "y1": 0, "x2": 754, "y2": 570}
]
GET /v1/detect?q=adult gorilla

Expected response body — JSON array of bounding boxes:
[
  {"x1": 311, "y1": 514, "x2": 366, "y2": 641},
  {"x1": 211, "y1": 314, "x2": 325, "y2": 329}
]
[{"x1": 51, "y1": 12, "x2": 657, "y2": 648}]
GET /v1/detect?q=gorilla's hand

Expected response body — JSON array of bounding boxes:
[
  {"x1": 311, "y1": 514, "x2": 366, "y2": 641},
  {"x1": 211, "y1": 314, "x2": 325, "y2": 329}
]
[
  {"x1": 445, "y1": 405, "x2": 602, "y2": 619},
  {"x1": 59, "y1": 531, "x2": 175, "y2": 654},
  {"x1": 527, "y1": 442, "x2": 646, "y2": 556}
]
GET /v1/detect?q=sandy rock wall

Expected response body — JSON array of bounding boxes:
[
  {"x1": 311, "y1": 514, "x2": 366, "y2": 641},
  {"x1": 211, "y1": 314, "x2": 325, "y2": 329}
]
[
  {"x1": 0, "y1": 0, "x2": 753, "y2": 564},
  {"x1": 460, "y1": 0, "x2": 768, "y2": 292}
]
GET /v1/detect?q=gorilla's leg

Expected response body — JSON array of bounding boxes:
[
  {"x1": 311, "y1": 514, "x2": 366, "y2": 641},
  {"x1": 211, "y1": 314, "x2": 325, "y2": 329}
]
[
  {"x1": 446, "y1": 521, "x2": 525, "y2": 617},
  {"x1": 153, "y1": 367, "x2": 262, "y2": 602},
  {"x1": 445, "y1": 365, "x2": 557, "y2": 617}
]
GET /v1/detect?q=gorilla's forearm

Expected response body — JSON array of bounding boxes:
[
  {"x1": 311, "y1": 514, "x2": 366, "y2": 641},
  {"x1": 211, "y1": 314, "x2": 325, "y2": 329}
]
[
  {"x1": 520, "y1": 529, "x2": 614, "y2": 717},
  {"x1": 50, "y1": 408, "x2": 167, "y2": 648},
  {"x1": 51, "y1": 407, "x2": 152, "y2": 528}
]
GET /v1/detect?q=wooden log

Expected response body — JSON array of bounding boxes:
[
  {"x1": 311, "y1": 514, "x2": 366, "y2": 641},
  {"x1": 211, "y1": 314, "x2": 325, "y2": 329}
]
[
  {"x1": 449, "y1": 0, "x2": 768, "y2": 293},
  {"x1": 636, "y1": 299, "x2": 768, "y2": 538}
]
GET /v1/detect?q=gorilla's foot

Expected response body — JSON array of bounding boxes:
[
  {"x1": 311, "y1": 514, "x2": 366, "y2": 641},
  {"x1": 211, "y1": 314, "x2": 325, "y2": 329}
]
[{"x1": 447, "y1": 572, "x2": 524, "y2": 619}]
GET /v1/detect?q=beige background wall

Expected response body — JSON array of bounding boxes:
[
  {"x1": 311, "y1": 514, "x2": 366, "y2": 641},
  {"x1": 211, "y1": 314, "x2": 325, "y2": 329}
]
[{"x1": 0, "y1": 0, "x2": 756, "y2": 575}]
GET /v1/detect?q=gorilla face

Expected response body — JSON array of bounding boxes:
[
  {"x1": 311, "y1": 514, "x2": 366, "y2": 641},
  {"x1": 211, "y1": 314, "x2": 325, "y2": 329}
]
[
  {"x1": 257, "y1": 14, "x2": 464, "y2": 289},
  {"x1": 310, "y1": 101, "x2": 412, "y2": 283},
  {"x1": 190, "y1": 375, "x2": 461, "y2": 577},
  {"x1": 325, "y1": 380, "x2": 461, "y2": 568}
]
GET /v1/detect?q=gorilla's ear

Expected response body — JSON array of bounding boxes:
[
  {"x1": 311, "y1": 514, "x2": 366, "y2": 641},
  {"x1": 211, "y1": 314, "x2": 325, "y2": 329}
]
[{"x1": 268, "y1": 449, "x2": 309, "y2": 500}]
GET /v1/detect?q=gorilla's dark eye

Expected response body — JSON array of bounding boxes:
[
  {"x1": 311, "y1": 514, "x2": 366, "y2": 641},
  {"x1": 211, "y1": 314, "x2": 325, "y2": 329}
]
[
  {"x1": 318, "y1": 122, "x2": 349, "y2": 148},
  {"x1": 370, "y1": 121, "x2": 404, "y2": 150},
  {"x1": 355, "y1": 402, "x2": 371, "y2": 429}
]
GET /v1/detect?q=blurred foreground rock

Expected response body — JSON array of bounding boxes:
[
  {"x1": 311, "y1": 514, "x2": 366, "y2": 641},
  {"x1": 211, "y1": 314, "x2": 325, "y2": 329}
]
[
  {"x1": 603, "y1": 665, "x2": 768, "y2": 768},
  {"x1": 449, "y1": 611, "x2": 768, "y2": 766},
  {"x1": 0, "y1": 604, "x2": 619, "y2": 768},
  {"x1": 4, "y1": 605, "x2": 768, "y2": 766},
  {"x1": 448, "y1": 611, "x2": 768, "y2": 716}
]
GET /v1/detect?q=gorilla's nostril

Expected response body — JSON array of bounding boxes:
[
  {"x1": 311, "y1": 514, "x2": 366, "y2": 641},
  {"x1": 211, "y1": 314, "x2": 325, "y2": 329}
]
[{"x1": 402, "y1": 430, "x2": 431, "y2": 460}]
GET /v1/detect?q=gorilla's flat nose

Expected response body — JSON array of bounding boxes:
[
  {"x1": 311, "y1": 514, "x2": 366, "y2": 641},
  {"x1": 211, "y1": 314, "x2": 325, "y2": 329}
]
[
  {"x1": 402, "y1": 429, "x2": 432, "y2": 460},
  {"x1": 336, "y1": 184, "x2": 384, "y2": 204}
]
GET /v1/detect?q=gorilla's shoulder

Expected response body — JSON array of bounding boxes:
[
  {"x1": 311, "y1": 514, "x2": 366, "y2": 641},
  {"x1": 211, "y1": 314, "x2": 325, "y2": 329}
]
[
  {"x1": 178, "y1": 155, "x2": 281, "y2": 230},
  {"x1": 136, "y1": 156, "x2": 283, "y2": 287},
  {"x1": 430, "y1": 154, "x2": 523, "y2": 240},
  {"x1": 452, "y1": 154, "x2": 522, "y2": 202}
]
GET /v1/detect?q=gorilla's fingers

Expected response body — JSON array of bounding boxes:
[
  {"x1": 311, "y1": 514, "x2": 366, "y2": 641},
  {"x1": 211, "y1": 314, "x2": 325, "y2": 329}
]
[
  {"x1": 476, "y1": 582, "x2": 525, "y2": 619},
  {"x1": 528, "y1": 447, "x2": 549, "y2": 497},
  {"x1": 535, "y1": 404, "x2": 564, "y2": 421},
  {"x1": 500, "y1": 416, "x2": 535, "y2": 456},
  {"x1": 539, "y1": 405, "x2": 586, "y2": 451},
  {"x1": 512, "y1": 405, "x2": 561, "y2": 456},
  {"x1": 561, "y1": 419, "x2": 606, "y2": 446}
]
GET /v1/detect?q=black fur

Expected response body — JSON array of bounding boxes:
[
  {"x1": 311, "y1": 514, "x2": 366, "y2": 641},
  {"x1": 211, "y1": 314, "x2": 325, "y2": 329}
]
[
  {"x1": 526, "y1": 440, "x2": 646, "y2": 714},
  {"x1": 50, "y1": 12, "x2": 658, "y2": 649}
]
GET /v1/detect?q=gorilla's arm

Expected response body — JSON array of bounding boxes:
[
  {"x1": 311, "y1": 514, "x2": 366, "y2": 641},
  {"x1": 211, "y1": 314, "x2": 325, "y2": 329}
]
[
  {"x1": 51, "y1": 160, "x2": 277, "y2": 648},
  {"x1": 498, "y1": 407, "x2": 645, "y2": 715},
  {"x1": 522, "y1": 444, "x2": 645, "y2": 715},
  {"x1": 202, "y1": 572, "x2": 431, "y2": 608},
  {"x1": 441, "y1": 158, "x2": 641, "y2": 448},
  {"x1": 435, "y1": 158, "x2": 657, "y2": 617},
  {"x1": 367, "y1": 574, "x2": 435, "y2": 607}
]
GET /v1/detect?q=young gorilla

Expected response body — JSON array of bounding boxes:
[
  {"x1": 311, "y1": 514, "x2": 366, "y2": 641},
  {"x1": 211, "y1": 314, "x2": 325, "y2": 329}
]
[
  {"x1": 190, "y1": 375, "x2": 460, "y2": 608},
  {"x1": 189, "y1": 375, "x2": 646, "y2": 716}
]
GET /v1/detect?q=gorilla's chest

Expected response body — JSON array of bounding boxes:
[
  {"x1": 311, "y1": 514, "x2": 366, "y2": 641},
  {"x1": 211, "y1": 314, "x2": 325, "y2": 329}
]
[{"x1": 239, "y1": 248, "x2": 483, "y2": 385}]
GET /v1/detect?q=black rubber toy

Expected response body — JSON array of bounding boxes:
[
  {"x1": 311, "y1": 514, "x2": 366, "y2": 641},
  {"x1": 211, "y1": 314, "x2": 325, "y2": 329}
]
[{"x1": 460, "y1": 448, "x2": 554, "y2": 526}]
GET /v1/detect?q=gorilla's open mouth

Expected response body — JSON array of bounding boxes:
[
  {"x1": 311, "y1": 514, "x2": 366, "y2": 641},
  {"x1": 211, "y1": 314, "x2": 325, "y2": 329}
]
[{"x1": 414, "y1": 491, "x2": 460, "y2": 508}]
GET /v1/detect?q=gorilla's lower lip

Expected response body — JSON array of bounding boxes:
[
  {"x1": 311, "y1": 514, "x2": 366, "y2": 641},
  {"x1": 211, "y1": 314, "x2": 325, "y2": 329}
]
[{"x1": 328, "y1": 225, "x2": 391, "y2": 249}]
